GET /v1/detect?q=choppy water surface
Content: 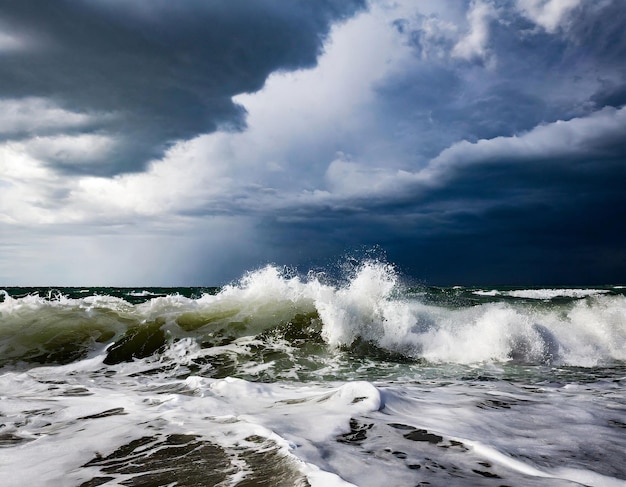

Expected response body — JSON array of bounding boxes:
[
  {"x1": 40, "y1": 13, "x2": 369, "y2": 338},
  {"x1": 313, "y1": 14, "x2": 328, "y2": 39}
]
[{"x1": 1, "y1": 262, "x2": 625, "y2": 486}]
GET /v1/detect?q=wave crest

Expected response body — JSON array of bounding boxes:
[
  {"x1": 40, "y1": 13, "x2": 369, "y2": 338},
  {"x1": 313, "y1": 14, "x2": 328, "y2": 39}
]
[{"x1": 1, "y1": 261, "x2": 625, "y2": 368}]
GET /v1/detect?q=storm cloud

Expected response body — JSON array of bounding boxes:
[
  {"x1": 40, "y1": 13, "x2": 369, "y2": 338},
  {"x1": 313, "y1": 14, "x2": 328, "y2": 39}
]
[
  {"x1": 0, "y1": 0, "x2": 364, "y2": 174},
  {"x1": 1, "y1": 0, "x2": 625, "y2": 286}
]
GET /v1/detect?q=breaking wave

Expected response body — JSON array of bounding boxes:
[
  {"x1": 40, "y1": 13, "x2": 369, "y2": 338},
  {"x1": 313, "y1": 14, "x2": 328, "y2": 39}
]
[{"x1": 1, "y1": 261, "x2": 625, "y2": 370}]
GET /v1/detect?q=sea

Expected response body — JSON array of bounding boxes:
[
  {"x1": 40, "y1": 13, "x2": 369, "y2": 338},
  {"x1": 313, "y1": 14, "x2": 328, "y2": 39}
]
[{"x1": 1, "y1": 261, "x2": 625, "y2": 487}]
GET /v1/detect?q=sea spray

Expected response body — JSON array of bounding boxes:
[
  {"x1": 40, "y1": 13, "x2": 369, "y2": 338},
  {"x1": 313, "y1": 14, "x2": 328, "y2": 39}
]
[
  {"x1": 1, "y1": 261, "x2": 625, "y2": 486},
  {"x1": 2, "y1": 261, "x2": 626, "y2": 369}
]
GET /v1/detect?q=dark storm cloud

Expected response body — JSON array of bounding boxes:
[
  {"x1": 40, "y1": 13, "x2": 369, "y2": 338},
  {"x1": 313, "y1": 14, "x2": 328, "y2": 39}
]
[
  {"x1": 263, "y1": 165, "x2": 626, "y2": 285},
  {"x1": 0, "y1": 0, "x2": 364, "y2": 175},
  {"x1": 278, "y1": 0, "x2": 626, "y2": 285},
  {"x1": 371, "y1": 0, "x2": 626, "y2": 166},
  {"x1": 168, "y1": 0, "x2": 626, "y2": 286},
  {"x1": 4, "y1": 0, "x2": 626, "y2": 286},
  {"x1": 258, "y1": 99, "x2": 626, "y2": 285}
]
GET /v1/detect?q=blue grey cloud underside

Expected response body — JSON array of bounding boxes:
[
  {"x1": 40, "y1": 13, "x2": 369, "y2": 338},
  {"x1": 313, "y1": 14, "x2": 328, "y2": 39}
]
[
  {"x1": 251, "y1": 0, "x2": 626, "y2": 284},
  {"x1": 0, "y1": 0, "x2": 365, "y2": 175}
]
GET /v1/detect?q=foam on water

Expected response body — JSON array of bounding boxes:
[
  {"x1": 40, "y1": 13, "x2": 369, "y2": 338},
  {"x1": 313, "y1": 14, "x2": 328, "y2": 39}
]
[
  {"x1": 1, "y1": 262, "x2": 625, "y2": 486},
  {"x1": 395, "y1": 297, "x2": 626, "y2": 366},
  {"x1": 213, "y1": 262, "x2": 626, "y2": 366},
  {"x1": 2, "y1": 262, "x2": 626, "y2": 368},
  {"x1": 473, "y1": 288, "x2": 611, "y2": 299},
  {"x1": 4, "y1": 352, "x2": 623, "y2": 487},
  {"x1": 0, "y1": 355, "x2": 378, "y2": 486},
  {"x1": 306, "y1": 262, "x2": 624, "y2": 366}
]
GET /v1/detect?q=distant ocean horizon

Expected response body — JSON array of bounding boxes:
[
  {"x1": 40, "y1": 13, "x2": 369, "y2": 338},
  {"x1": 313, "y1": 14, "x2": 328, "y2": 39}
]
[{"x1": 2, "y1": 260, "x2": 625, "y2": 486}]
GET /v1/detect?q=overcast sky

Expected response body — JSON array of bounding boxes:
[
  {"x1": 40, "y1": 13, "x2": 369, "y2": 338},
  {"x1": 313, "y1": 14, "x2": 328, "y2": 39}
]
[{"x1": 1, "y1": 0, "x2": 625, "y2": 286}]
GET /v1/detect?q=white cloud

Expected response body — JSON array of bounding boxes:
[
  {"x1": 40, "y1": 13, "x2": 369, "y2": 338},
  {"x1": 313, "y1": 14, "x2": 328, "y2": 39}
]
[
  {"x1": 0, "y1": 1, "x2": 415, "y2": 227},
  {"x1": 299, "y1": 105, "x2": 626, "y2": 208},
  {"x1": 0, "y1": 145, "x2": 65, "y2": 224},
  {"x1": 1, "y1": 0, "x2": 623, "y2": 285},
  {"x1": 0, "y1": 135, "x2": 116, "y2": 225},
  {"x1": 231, "y1": 2, "x2": 410, "y2": 179},
  {"x1": 324, "y1": 155, "x2": 412, "y2": 198},
  {"x1": 0, "y1": 97, "x2": 97, "y2": 135},
  {"x1": 413, "y1": 16, "x2": 458, "y2": 61},
  {"x1": 68, "y1": 133, "x2": 237, "y2": 220},
  {"x1": 24, "y1": 134, "x2": 117, "y2": 166},
  {"x1": 3, "y1": 1, "x2": 622, "y2": 228},
  {"x1": 515, "y1": 0, "x2": 582, "y2": 33},
  {"x1": 426, "y1": 105, "x2": 626, "y2": 177},
  {"x1": 452, "y1": 0, "x2": 497, "y2": 65}
]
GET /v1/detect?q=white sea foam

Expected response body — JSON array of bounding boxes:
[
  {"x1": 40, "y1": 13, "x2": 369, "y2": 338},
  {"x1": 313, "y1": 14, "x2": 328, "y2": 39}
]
[
  {"x1": 1, "y1": 263, "x2": 625, "y2": 368},
  {"x1": 126, "y1": 290, "x2": 149, "y2": 297},
  {"x1": 3, "y1": 366, "x2": 622, "y2": 487},
  {"x1": 473, "y1": 288, "x2": 611, "y2": 299},
  {"x1": 276, "y1": 262, "x2": 624, "y2": 366},
  {"x1": 2, "y1": 265, "x2": 625, "y2": 486},
  {"x1": 0, "y1": 358, "x2": 379, "y2": 486},
  {"x1": 473, "y1": 289, "x2": 500, "y2": 296}
]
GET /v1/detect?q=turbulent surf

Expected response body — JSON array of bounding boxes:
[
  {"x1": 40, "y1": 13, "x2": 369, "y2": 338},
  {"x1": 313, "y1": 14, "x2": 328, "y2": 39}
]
[{"x1": 1, "y1": 261, "x2": 625, "y2": 486}]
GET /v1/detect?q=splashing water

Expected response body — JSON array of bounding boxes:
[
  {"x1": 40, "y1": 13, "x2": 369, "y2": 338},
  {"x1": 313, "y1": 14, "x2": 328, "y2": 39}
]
[{"x1": 1, "y1": 260, "x2": 625, "y2": 486}]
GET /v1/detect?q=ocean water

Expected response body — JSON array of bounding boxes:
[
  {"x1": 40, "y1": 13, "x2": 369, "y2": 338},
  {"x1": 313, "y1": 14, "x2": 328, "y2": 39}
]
[{"x1": 1, "y1": 261, "x2": 625, "y2": 487}]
